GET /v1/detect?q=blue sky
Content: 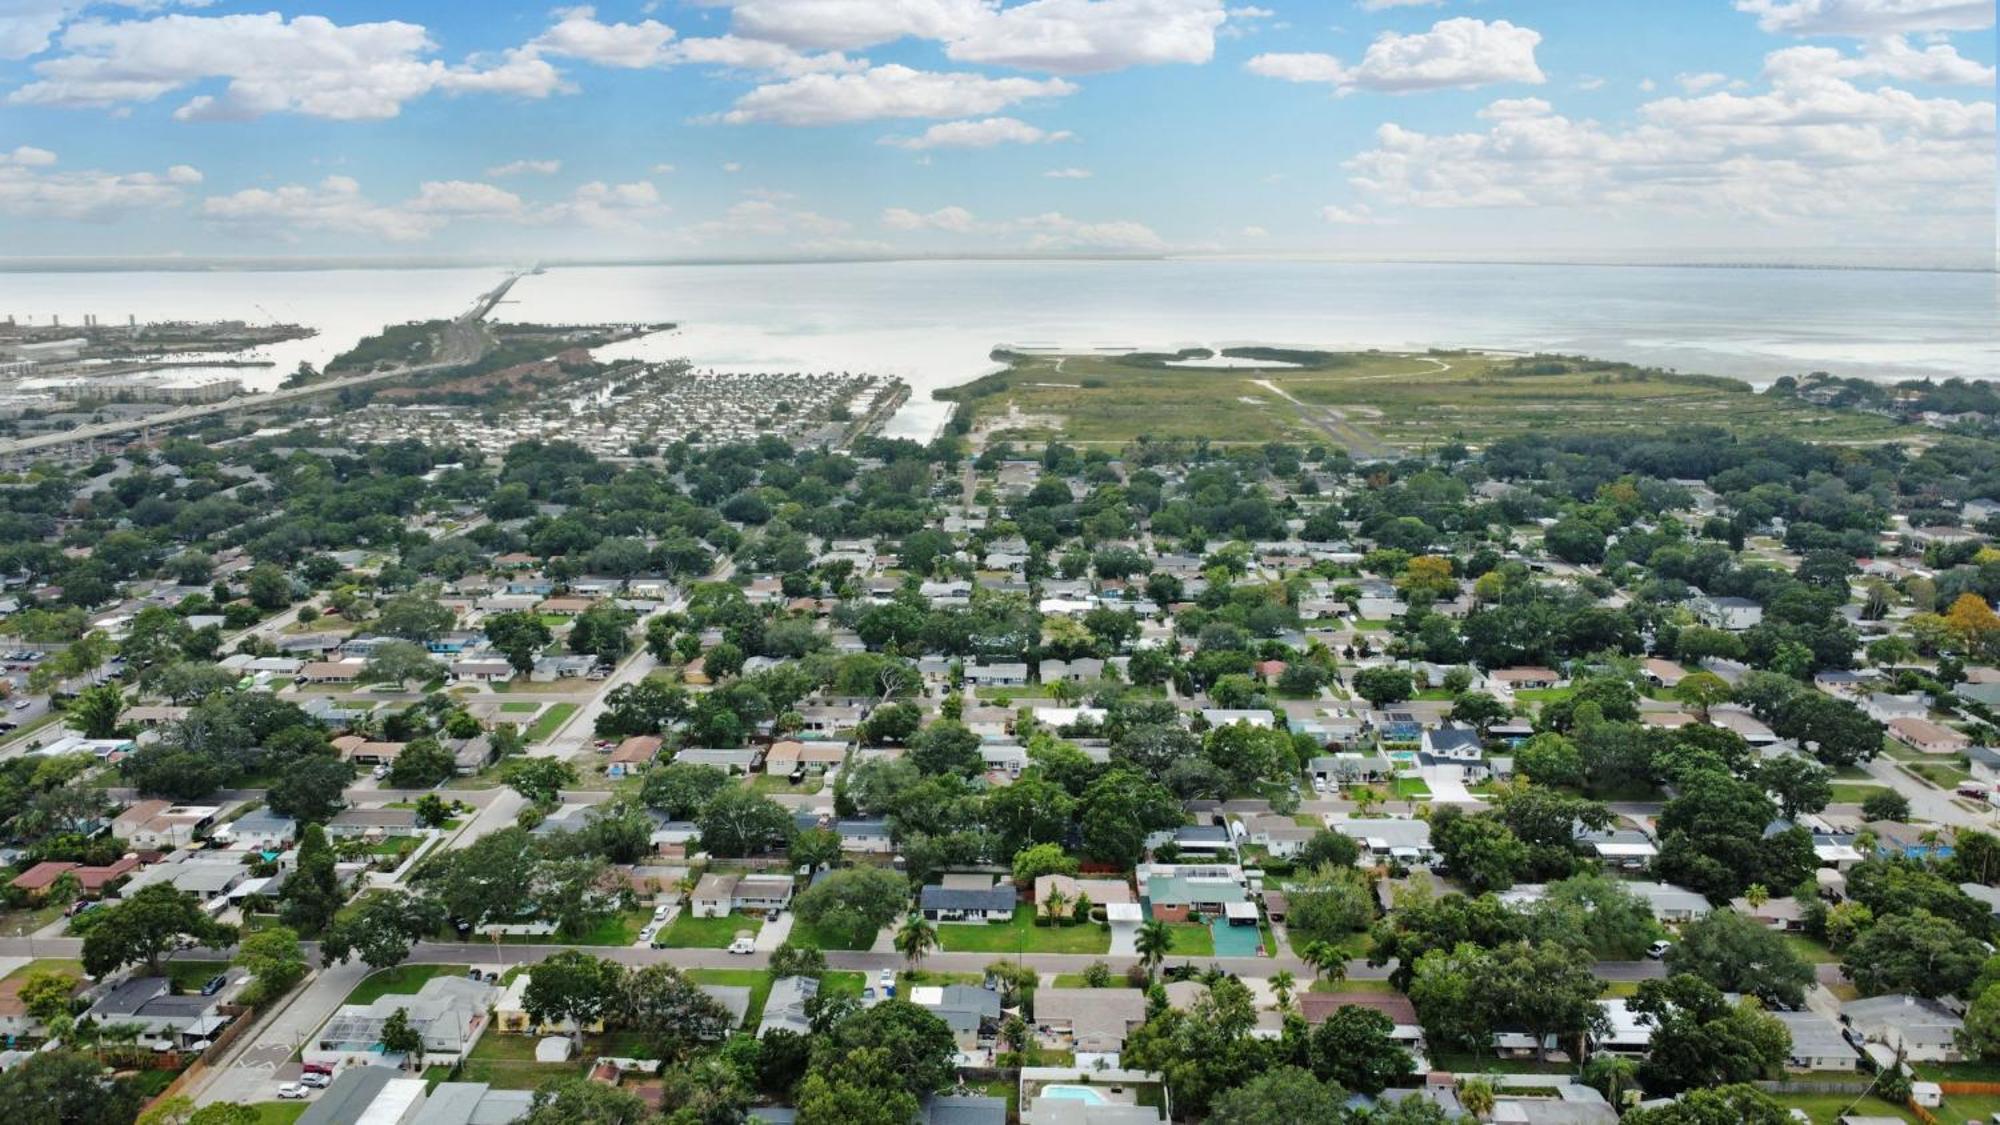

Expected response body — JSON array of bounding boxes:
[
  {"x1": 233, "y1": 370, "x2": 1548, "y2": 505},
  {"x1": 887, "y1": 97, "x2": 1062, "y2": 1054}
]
[{"x1": 0, "y1": 0, "x2": 1992, "y2": 262}]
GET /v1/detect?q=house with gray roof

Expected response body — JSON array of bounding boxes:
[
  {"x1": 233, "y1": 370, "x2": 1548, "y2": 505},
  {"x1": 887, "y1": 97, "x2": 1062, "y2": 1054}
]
[{"x1": 921, "y1": 882, "x2": 1017, "y2": 923}]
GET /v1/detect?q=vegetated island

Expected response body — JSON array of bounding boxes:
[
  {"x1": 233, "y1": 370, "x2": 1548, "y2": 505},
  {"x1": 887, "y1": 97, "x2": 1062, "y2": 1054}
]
[{"x1": 934, "y1": 346, "x2": 1918, "y2": 454}]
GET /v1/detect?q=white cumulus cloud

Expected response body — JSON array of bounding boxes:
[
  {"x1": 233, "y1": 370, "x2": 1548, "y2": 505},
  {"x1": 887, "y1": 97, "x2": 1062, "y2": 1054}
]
[
  {"x1": 0, "y1": 147, "x2": 199, "y2": 221},
  {"x1": 944, "y1": 0, "x2": 1228, "y2": 75},
  {"x1": 717, "y1": 64, "x2": 1075, "y2": 125},
  {"x1": 1736, "y1": 0, "x2": 1993, "y2": 36},
  {"x1": 487, "y1": 159, "x2": 562, "y2": 177},
  {"x1": 9, "y1": 11, "x2": 564, "y2": 120},
  {"x1": 882, "y1": 204, "x2": 979, "y2": 230},
  {"x1": 1764, "y1": 35, "x2": 1995, "y2": 85},
  {"x1": 880, "y1": 116, "x2": 1073, "y2": 149},
  {"x1": 1248, "y1": 18, "x2": 1545, "y2": 94},
  {"x1": 1043, "y1": 167, "x2": 1093, "y2": 178}
]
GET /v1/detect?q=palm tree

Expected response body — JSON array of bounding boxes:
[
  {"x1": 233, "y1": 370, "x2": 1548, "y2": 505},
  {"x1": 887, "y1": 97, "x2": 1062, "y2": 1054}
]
[
  {"x1": 1041, "y1": 887, "x2": 1070, "y2": 925},
  {"x1": 1581, "y1": 1055, "x2": 1638, "y2": 1109},
  {"x1": 1135, "y1": 919, "x2": 1174, "y2": 981},
  {"x1": 1458, "y1": 1077, "x2": 1497, "y2": 1122},
  {"x1": 1743, "y1": 882, "x2": 1770, "y2": 910},
  {"x1": 895, "y1": 913, "x2": 938, "y2": 972},
  {"x1": 1269, "y1": 970, "x2": 1296, "y2": 1013},
  {"x1": 1300, "y1": 940, "x2": 1347, "y2": 987},
  {"x1": 1351, "y1": 786, "x2": 1381, "y2": 817}
]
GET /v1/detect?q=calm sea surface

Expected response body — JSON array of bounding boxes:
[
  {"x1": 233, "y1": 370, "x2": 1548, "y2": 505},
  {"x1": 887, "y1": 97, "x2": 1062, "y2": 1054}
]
[{"x1": 3, "y1": 259, "x2": 1991, "y2": 441}]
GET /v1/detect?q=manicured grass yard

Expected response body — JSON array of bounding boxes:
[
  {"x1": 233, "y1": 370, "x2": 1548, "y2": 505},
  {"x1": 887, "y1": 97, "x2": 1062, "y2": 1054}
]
[
  {"x1": 499, "y1": 701, "x2": 541, "y2": 714},
  {"x1": 525, "y1": 703, "x2": 577, "y2": 743},
  {"x1": 657, "y1": 912, "x2": 762, "y2": 949},
  {"x1": 1782, "y1": 933, "x2": 1840, "y2": 964},
  {"x1": 1827, "y1": 782, "x2": 1890, "y2": 804},
  {"x1": 249, "y1": 1105, "x2": 308, "y2": 1125},
  {"x1": 1391, "y1": 777, "x2": 1431, "y2": 798},
  {"x1": 1165, "y1": 923, "x2": 1214, "y2": 957},
  {"x1": 345, "y1": 964, "x2": 469, "y2": 1005},
  {"x1": 0, "y1": 902, "x2": 66, "y2": 937},
  {"x1": 1769, "y1": 1093, "x2": 1916, "y2": 1123},
  {"x1": 1906, "y1": 760, "x2": 1970, "y2": 789},
  {"x1": 2, "y1": 957, "x2": 82, "y2": 982},
  {"x1": 788, "y1": 918, "x2": 876, "y2": 951},
  {"x1": 934, "y1": 912, "x2": 1110, "y2": 955},
  {"x1": 1051, "y1": 973, "x2": 1139, "y2": 988},
  {"x1": 685, "y1": 968, "x2": 773, "y2": 1029},
  {"x1": 500, "y1": 909, "x2": 651, "y2": 947}
]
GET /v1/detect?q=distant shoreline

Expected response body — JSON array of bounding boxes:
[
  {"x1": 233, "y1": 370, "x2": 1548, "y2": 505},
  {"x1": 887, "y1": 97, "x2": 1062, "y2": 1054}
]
[{"x1": 0, "y1": 253, "x2": 1988, "y2": 276}]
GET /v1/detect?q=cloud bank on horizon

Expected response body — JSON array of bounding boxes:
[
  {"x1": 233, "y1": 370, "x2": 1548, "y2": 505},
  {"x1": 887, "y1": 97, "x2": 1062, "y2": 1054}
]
[{"x1": 0, "y1": 0, "x2": 1991, "y2": 263}]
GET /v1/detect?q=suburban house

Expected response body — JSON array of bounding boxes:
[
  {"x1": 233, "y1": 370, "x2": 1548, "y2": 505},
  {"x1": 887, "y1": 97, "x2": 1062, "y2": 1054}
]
[
  {"x1": 1627, "y1": 882, "x2": 1713, "y2": 924},
  {"x1": 1577, "y1": 827, "x2": 1659, "y2": 870},
  {"x1": 764, "y1": 740, "x2": 848, "y2": 776},
  {"x1": 920, "y1": 879, "x2": 1017, "y2": 923},
  {"x1": 689, "y1": 873, "x2": 795, "y2": 918},
  {"x1": 1034, "y1": 987, "x2": 1149, "y2": 1055},
  {"x1": 310, "y1": 976, "x2": 496, "y2": 1068},
  {"x1": 910, "y1": 984, "x2": 1002, "y2": 1051},
  {"x1": 1863, "y1": 693, "x2": 1929, "y2": 724},
  {"x1": 674, "y1": 747, "x2": 765, "y2": 774},
  {"x1": 1695, "y1": 595, "x2": 1764, "y2": 631},
  {"x1": 758, "y1": 976, "x2": 818, "y2": 1038},
  {"x1": 1298, "y1": 993, "x2": 1424, "y2": 1054},
  {"x1": 1843, "y1": 994, "x2": 1966, "y2": 1062},
  {"x1": 1886, "y1": 717, "x2": 1970, "y2": 756},
  {"x1": 1775, "y1": 1011, "x2": 1861, "y2": 1072},
  {"x1": 1142, "y1": 873, "x2": 1248, "y2": 923},
  {"x1": 966, "y1": 661, "x2": 1029, "y2": 688},
  {"x1": 1590, "y1": 999, "x2": 1654, "y2": 1057},
  {"x1": 606, "y1": 736, "x2": 663, "y2": 777},
  {"x1": 85, "y1": 976, "x2": 234, "y2": 1049},
  {"x1": 111, "y1": 800, "x2": 222, "y2": 850},
  {"x1": 211, "y1": 810, "x2": 297, "y2": 851},
  {"x1": 1328, "y1": 816, "x2": 1436, "y2": 868},
  {"x1": 1237, "y1": 814, "x2": 1318, "y2": 858},
  {"x1": 495, "y1": 973, "x2": 604, "y2": 1035},
  {"x1": 1487, "y1": 667, "x2": 1563, "y2": 691},
  {"x1": 1310, "y1": 753, "x2": 1393, "y2": 785},
  {"x1": 325, "y1": 808, "x2": 421, "y2": 839},
  {"x1": 1033, "y1": 874, "x2": 1135, "y2": 917}
]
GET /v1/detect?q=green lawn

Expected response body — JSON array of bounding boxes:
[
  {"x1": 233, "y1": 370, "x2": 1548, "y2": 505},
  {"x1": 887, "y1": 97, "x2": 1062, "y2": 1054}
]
[
  {"x1": 1166, "y1": 924, "x2": 1214, "y2": 957},
  {"x1": 934, "y1": 913, "x2": 1111, "y2": 955},
  {"x1": 822, "y1": 971, "x2": 866, "y2": 1000},
  {"x1": 788, "y1": 917, "x2": 877, "y2": 951},
  {"x1": 2, "y1": 957, "x2": 82, "y2": 982},
  {"x1": 525, "y1": 703, "x2": 577, "y2": 743},
  {"x1": 163, "y1": 959, "x2": 228, "y2": 992},
  {"x1": 1309, "y1": 977, "x2": 1398, "y2": 994},
  {"x1": 249, "y1": 1105, "x2": 308, "y2": 1125},
  {"x1": 1768, "y1": 1093, "x2": 1916, "y2": 1124},
  {"x1": 345, "y1": 964, "x2": 469, "y2": 1005},
  {"x1": 656, "y1": 912, "x2": 762, "y2": 949},
  {"x1": 502, "y1": 909, "x2": 650, "y2": 947},
  {"x1": 499, "y1": 701, "x2": 541, "y2": 714},
  {"x1": 1906, "y1": 760, "x2": 1970, "y2": 789},
  {"x1": 1782, "y1": 933, "x2": 1840, "y2": 964},
  {"x1": 1050, "y1": 973, "x2": 1139, "y2": 989},
  {"x1": 1391, "y1": 777, "x2": 1431, "y2": 798},
  {"x1": 1828, "y1": 782, "x2": 1890, "y2": 803},
  {"x1": 685, "y1": 968, "x2": 773, "y2": 1029},
  {"x1": 0, "y1": 902, "x2": 66, "y2": 937}
]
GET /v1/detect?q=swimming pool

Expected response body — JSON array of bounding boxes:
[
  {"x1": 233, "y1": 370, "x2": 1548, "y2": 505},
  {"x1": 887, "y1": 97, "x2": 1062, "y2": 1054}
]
[{"x1": 1040, "y1": 1086, "x2": 1107, "y2": 1104}]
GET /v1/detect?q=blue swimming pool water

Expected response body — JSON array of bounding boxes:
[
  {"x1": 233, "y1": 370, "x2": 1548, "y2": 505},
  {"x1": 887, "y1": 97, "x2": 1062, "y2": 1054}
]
[{"x1": 1041, "y1": 1086, "x2": 1108, "y2": 1104}]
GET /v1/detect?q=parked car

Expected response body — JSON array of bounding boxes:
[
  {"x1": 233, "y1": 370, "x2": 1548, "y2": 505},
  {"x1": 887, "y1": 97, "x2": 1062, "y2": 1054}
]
[
  {"x1": 1646, "y1": 939, "x2": 1672, "y2": 959},
  {"x1": 276, "y1": 1085, "x2": 308, "y2": 1100},
  {"x1": 727, "y1": 936, "x2": 755, "y2": 955},
  {"x1": 373, "y1": 764, "x2": 390, "y2": 780},
  {"x1": 298, "y1": 1073, "x2": 331, "y2": 1089},
  {"x1": 200, "y1": 974, "x2": 228, "y2": 996},
  {"x1": 639, "y1": 925, "x2": 657, "y2": 944},
  {"x1": 302, "y1": 1063, "x2": 334, "y2": 1076}
]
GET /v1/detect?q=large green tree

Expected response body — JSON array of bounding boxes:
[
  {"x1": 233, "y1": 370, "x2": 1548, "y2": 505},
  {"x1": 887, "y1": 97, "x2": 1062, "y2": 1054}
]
[{"x1": 81, "y1": 883, "x2": 235, "y2": 977}]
